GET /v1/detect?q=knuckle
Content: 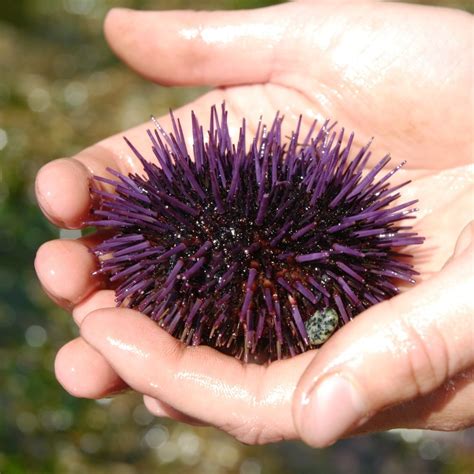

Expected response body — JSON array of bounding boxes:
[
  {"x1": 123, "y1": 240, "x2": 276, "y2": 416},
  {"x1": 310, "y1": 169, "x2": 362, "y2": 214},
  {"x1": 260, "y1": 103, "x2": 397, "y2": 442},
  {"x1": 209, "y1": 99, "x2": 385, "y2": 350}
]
[
  {"x1": 220, "y1": 367, "x2": 286, "y2": 445},
  {"x1": 225, "y1": 418, "x2": 280, "y2": 445},
  {"x1": 398, "y1": 317, "x2": 450, "y2": 397}
]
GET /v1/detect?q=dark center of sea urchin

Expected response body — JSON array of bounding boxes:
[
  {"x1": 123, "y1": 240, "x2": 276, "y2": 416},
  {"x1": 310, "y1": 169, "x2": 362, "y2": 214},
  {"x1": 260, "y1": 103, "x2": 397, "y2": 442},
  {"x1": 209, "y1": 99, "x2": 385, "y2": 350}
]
[{"x1": 90, "y1": 104, "x2": 424, "y2": 363}]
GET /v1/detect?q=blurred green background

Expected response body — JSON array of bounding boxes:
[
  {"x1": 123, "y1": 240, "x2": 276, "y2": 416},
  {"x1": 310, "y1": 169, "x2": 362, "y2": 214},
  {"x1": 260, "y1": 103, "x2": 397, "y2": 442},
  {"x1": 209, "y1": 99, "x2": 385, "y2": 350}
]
[{"x1": 0, "y1": 0, "x2": 473, "y2": 473}]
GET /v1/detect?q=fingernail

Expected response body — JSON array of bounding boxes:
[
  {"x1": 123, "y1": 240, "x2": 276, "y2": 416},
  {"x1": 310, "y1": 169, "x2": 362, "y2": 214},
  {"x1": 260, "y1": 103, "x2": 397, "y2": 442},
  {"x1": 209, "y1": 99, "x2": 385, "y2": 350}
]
[{"x1": 300, "y1": 374, "x2": 367, "y2": 447}]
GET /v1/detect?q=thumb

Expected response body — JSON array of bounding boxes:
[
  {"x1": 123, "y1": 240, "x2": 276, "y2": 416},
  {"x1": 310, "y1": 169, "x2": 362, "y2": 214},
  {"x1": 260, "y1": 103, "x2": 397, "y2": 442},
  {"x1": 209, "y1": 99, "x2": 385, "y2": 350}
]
[
  {"x1": 293, "y1": 222, "x2": 474, "y2": 447},
  {"x1": 103, "y1": 5, "x2": 293, "y2": 87}
]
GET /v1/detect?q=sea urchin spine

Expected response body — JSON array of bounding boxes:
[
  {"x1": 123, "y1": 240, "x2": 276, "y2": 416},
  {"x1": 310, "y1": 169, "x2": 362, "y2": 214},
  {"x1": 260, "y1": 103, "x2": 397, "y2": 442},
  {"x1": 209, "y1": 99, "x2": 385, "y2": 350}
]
[{"x1": 90, "y1": 104, "x2": 424, "y2": 362}]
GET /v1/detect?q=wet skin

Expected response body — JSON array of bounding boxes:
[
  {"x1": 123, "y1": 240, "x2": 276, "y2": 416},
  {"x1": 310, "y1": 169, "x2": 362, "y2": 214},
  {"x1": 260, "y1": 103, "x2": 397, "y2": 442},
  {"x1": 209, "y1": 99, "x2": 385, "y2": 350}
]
[{"x1": 35, "y1": 1, "x2": 473, "y2": 447}]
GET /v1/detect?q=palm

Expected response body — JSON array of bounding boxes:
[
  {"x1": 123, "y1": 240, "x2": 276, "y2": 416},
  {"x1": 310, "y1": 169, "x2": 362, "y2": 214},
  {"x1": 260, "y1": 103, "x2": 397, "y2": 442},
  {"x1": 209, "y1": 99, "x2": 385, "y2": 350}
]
[
  {"x1": 35, "y1": 1, "x2": 473, "y2": 445},
  {"x1": 218, "y1": 84, "x2": 472, "y2": 279}
]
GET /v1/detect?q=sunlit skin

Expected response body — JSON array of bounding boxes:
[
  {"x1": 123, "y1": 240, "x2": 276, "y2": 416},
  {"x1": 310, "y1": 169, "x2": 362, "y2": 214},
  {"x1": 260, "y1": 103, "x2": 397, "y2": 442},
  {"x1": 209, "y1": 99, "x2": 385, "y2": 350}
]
[{"x1": 34, "y1": 1, "x2": 473, "y2": 447}]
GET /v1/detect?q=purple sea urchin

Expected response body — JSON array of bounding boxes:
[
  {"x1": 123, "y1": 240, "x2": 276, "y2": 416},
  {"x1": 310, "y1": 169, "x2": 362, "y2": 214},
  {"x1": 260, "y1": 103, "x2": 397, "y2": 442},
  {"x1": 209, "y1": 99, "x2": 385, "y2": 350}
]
[{"x1": 90, "y1": 104, "x2": 423, "y2": 362}]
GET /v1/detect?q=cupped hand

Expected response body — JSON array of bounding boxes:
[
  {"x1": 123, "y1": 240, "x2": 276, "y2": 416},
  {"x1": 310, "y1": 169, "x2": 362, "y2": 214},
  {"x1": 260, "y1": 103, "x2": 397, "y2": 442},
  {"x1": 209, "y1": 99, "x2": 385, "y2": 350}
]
[{"x1": 34, "y1": 1, "x2": 473, "y2": 446}]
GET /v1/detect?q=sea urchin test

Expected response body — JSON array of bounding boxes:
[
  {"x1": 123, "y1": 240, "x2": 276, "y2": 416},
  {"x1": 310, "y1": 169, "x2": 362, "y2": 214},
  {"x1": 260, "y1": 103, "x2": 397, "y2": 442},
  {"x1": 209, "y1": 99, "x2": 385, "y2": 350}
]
[{"x1": 90, "y1": 104, "x2": 424, "y2": 362}]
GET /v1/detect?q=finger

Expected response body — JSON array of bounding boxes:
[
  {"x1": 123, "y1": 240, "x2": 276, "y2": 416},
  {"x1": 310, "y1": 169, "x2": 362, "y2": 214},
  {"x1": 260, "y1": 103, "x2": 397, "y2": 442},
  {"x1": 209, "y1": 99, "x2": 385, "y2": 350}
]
[
  {"x1": 35, "y1": 142, "x2": 138, "y2": 229},
  {"x1": 103, "y1": 6, "x2": 295, "y2": 87},
  {"x1": 55, "y1": 337, "x2": 127, "y2": 398},
  {"x1": 410, "y1": 165, "x2": 474, "y2": 277},
  {"x1": 35, "y1": 158, "x2": 92, "y2": 229},
  {"x1": 35, "y1": 237, "x2": 104, "y2": 310},
  {"x1": 143, "y1": 396, "x2": 208, "y2": 427},
  {"x1": 358, "y1": 367, "x2": 474, "y2": 434},
  {"x1": 80, "y1": 307, "x2": 315, "y2": 444},
  {"x1": 72, "y1": 289, "x2": 116, "y2": 325},
  {"x1": 293, "y1": 224, "x2": 474, "y2": 447},
  {"x1": 35, "y1": 89, "x2": 232, "y2": 229},
  {"x1": 451, "y1": 219, "x2": 474, "y2": 259}
]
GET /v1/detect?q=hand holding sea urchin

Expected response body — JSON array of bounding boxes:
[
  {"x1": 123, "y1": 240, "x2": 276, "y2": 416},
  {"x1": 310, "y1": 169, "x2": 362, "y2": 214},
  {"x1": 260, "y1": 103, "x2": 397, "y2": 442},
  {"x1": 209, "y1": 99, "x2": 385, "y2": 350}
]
[{"x1": 90, "y1": 104, "x2": 424, "y2": 363}]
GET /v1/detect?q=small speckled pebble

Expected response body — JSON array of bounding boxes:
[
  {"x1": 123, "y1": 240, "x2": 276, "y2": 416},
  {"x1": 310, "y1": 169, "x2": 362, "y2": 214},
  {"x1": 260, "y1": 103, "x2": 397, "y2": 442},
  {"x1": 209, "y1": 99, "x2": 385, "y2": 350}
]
[{"x1": 305, "y1": 308, "x2": 339, "y2": 345}]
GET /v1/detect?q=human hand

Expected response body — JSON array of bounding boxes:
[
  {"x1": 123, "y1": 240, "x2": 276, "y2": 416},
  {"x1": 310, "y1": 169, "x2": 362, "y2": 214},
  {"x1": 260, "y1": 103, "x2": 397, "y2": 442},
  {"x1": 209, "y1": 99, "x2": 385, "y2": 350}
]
[{"x1": 35, "y1": 1, "x2": 473, "y2": 446}]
